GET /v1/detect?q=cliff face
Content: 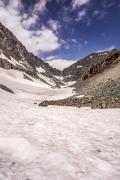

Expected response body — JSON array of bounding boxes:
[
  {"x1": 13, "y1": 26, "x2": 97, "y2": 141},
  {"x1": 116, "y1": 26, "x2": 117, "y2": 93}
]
[{"x1": 0, "y1": 23, "x2": 63, "y2": 87}]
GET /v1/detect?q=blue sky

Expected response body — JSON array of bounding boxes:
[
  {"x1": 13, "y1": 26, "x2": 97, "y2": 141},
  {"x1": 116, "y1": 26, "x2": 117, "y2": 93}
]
[{"x1": 0, "y1": 0, "x2": 120, "y2": 69}]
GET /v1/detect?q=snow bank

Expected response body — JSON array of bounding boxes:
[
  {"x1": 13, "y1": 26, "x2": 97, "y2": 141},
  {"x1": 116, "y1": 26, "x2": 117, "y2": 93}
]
[
  {"x1": 0, "y1": 68, "x2": 52, "y2": 97},
  {"x1": 0, "y1": 90, "x2": 120, "y2": 179},
  {"x1": 0, "y1": 68, "x2": 74, "y2": 99},
  {"x1": 0, "y1": 137, "x2": 39, "y2": 162}
]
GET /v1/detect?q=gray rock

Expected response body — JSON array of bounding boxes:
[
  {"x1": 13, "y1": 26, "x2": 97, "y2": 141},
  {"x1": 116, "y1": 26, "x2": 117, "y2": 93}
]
[
  {"x1": 0, "y1": 84, "x2": 15, "y2": 94},
  {"x1": 39, "y1": 101, "x2": 48, "y2": 107}
]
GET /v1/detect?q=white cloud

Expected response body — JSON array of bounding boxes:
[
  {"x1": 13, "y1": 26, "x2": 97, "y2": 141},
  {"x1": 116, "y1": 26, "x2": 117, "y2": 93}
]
[
  {"x1": 0, "y1": 0, "x2": 60, "y2": 54},
  {"x1": 22, "y1": 14, "x2": 38, "y2": 29},
  {"x1": 76, "y1": 9, "x2": 86, "y2": 21},
  {"x1": 72, "y1": 0, "x2": 90, "y2": 9},
  {"x1": 60, "y1": 39, "x2": 71, "y2": 50},
  {"x1": 71, "y1": 38, "x2": 78, "y2": 43},
  {"x1": 48, "y1": 19, "x2": 61, "y2": 31},
  {"x1": 97, "y1": 45, "x2": 116, "y2": 53},
  {"x1": 34, "y1": 0, "x2": 47, "y2": 13},
  {"x1": 29, "y1": 28, "x2": 60, "y2": 53},
  {"x1": 93, "y1": 10, "x2": 106, "y2": 20},
  {"x1": 7, "y1": 0, "x2": 23, "y2": 13},
  {"x1": 46, "y1": 58, "x2": 76, "y2": 70}
]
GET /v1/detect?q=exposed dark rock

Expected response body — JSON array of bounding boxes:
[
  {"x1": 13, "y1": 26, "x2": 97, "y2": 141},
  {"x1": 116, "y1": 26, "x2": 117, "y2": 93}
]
[
  {"x1": 34, "y1": 102, "x2": 38, "y2": 105},
  {"x1": 0, "y1": 58, "x2": 14, "y2": 70},
  {"x1": 39, "y1": 101, "x2": 48, "y2": 107},
  {"x1": 0, "y1": 84, "x2": 15, "y2": 94},
  {"x1": 24, "y1": 74, "x2": 33, "y2": 81},
  {"x1": 97, "y1": 150, "x2": 101, "y2": 153}
]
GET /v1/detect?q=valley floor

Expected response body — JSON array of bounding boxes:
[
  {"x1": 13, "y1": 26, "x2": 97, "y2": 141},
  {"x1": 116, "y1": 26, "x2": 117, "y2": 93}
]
[{"x1": 0, "y1": 90, "x2": 120, "y2": 180}]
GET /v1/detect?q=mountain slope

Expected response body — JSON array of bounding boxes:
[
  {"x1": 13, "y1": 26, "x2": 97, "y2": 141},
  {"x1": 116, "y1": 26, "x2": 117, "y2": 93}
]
[
  {"x1": 0, "y1": 22, "x2": 64, "y2": 88},
  {"x1": 0, "y1": 22, "x2": 120, "y2": 103},
  {"x1": 63, "y1": 50, "x2": 119, "y2": 81},
  {"x1": 63, "y1": 49, "x2": 120, "y2": 100}
]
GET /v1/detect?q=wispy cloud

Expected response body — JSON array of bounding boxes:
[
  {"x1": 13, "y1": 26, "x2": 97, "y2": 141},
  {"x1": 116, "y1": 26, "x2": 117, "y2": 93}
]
[
  {"x1": 72, "y1": 0, "x2": 90, "y2": 9},
  {"x1": 75, "y1": 9, "x2": 86, "y2": 21},
  {"x1": 46, "y1": 57, "x2": 77, "y2": 70},
  {"x1": 102, "y1": 0, "x2": 116, "y2": 9},
  {"x1": 93, "y1": 10, "x2": 106, "y2": 20},
  {"x1": 34, "y1": 0, "x2": 47, "y2": 13},
  {"x1": 97, "y1": 45, "x2": 116, "y2": 53},
  {"x1": 48, "y1": 19, "x2": 61, "y2": 31},
  {"x1": 0, "y1": 0, "x2": 60, "y2": 54}
]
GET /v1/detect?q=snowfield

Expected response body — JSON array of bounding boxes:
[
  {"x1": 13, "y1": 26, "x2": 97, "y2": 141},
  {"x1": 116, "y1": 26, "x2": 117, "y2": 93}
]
[
  {"x1": 0, "y1": 88, "x2": 120, "y2": 180},
  {"x1": 0, "y1": 68, "x2": 74, "y2": 100},
  {"x1": 0, "y1": 68, "x2": 120, "y2": 180}
]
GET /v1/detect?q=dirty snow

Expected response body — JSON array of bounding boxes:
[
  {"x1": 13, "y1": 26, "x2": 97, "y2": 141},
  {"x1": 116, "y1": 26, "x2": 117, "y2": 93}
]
[{"x1": 0, "y1": 88, "x2": 120, "y2": 180}]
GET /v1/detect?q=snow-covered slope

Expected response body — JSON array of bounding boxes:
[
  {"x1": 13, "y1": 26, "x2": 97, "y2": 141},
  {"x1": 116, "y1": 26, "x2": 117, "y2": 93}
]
[
  {"x1": 0, "y1": 67, "x2": 73, "y2": 100},
  {"x1": 0, "y1": 22, "x2": 64, "y2": 88},
  {"x1": 0, "y1": 49, "x2": 65, "y2": 88},
  {"x1": 0, "y1": 89, "x2": 120, "y2": 180}
]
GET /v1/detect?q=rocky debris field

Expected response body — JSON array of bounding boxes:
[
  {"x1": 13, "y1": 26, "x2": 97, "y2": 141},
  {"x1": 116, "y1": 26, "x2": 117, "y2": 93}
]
[{"x1": 42, "y1": 96, "x2": 120, "y2": 109}]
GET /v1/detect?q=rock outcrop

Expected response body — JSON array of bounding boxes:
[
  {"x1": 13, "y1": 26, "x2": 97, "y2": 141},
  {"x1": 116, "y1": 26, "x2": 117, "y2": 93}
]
[
  {"x1": 0, "y1": 84, "x2": 14, "y2": 94},
  {"x1": 39, "y1": 101, "x2": 48, "y2": 107}
]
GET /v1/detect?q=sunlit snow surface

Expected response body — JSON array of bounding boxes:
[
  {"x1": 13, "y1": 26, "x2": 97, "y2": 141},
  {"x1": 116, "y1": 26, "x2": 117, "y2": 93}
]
[
  {"x1": 0, "y1": 68, "x2": 74, "y2": 100},
  {"x1": 0, "y1": 67, "x2": 120, "y2": 180},
  {"x1": 0, "y1": 89, "x2": 120, "y2": 180}
]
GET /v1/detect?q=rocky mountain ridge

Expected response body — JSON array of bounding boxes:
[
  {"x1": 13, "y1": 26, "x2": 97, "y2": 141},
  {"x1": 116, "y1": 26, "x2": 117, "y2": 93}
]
[
  {"x1": 0, "y1": 22, "x2": 63, "y2": 88},
  {"x1": 63, "y1": 49, "x2": 120, "y2": 82},
  {"x1": 48, "y1": 49, "x2": 120, "y2": 108}
]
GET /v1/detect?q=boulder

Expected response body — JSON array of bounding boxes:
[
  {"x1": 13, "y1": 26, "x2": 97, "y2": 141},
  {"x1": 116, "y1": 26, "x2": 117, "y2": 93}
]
[
  {"x1": 39, "y1": 101, "x2": 48, "y2": 107},
  {"x1": 34, "y1": 102, "x2": 37, "y2": 105}
]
